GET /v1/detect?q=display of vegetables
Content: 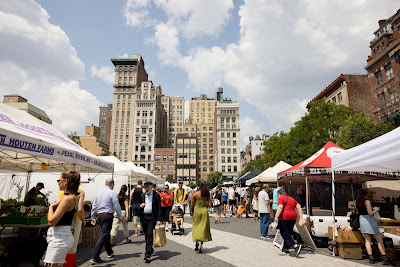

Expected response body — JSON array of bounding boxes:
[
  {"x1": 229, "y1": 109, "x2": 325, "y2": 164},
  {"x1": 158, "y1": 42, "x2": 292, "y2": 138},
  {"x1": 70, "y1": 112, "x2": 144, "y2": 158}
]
[{"x1": 0, "y1": 199, "x2": 24, "y2": 216}]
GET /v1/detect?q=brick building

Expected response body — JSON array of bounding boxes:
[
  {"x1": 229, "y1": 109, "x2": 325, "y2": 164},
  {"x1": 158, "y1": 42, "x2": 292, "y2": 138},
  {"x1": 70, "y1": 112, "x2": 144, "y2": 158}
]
[
  {"x1": 153, "y1": 147, "x2": 176, "y2": 180},
  {"x1": 365, "y1": 9, "x2": 400, "y2": 125},
  {"x1": 307, "y1": 74, "x2": 373, "y2": 117},
  {"x1": 99, "y1": 104, "x2": 112, "y2": 146}
]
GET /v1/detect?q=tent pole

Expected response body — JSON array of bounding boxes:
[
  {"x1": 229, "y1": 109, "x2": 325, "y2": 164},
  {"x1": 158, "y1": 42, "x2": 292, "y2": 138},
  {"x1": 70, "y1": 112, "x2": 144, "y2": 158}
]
[
  {"x1": 332, "y1": 171, "x2": 336, "y2": 257},
  {"x1": 305, "y1": 176, "x2": 309, "y2": 216}
]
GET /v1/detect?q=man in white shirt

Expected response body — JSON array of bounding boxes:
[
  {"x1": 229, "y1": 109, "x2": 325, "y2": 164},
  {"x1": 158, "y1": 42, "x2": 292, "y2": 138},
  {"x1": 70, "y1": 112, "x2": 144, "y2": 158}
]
[
  {"x1": 258, "y1": 184, "x2": 272, "y2": 239},
  {"x1": 228, "y1": 186, "x2": 238, "y2": 217}
]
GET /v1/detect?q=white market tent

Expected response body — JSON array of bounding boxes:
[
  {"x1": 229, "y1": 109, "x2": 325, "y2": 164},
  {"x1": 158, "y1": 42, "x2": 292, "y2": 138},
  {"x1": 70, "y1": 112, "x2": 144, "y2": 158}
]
[
  {"x1": 332, "y1": 126, "x2": 400, "y2": 173},
  {"x1": 123, "y1": 162, "x2": 164, "y2": 184},
  {"x1": 0, "y1": 103, "x2": 113, "y2": 173},
  {"x1": 246, "y1": 161, "x2": 292, "y2": 185}
]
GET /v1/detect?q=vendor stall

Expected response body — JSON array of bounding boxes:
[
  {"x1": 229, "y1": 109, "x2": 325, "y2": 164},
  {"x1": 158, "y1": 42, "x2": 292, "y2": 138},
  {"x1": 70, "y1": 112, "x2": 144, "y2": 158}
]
[{"x1": 246, "y1": 161, "x2": 292, "y2": 186}]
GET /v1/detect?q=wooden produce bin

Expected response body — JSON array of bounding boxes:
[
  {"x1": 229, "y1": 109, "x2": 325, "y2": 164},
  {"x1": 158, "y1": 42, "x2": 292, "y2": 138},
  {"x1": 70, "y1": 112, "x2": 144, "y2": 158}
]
[
  {"x1": 328, "y1": 227, "x2": 363, "y2": 260},
  {"x1": 79, "y1": 225, "x2": 100, "y2": 248}
]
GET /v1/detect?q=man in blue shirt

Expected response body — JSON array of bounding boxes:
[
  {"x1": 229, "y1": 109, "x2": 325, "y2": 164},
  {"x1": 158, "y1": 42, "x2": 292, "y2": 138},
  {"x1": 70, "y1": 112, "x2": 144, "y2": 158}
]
[
  {"x1": 139, "y1": 181, "x2": 162, "y2": 263},
  {"x1": 272, "y1": 182, "x2": 284, "y2": 220},
  {"x1": 90, "y1": 179, "x2": 122, "y2": 264}
]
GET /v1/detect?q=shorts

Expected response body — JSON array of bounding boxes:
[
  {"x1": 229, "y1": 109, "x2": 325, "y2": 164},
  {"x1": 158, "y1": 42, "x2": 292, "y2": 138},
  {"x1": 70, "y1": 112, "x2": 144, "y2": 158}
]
[
  {"x1": 132, "y1": 203, "x2": 140, "y2": 217},
  {"x1": 162, "y1": 206, "x2": 172, "y2": 222},
  {"x1": 360, "y1": 215, "x2": 380, "y2": 235},
  {"x1": 214, "y1": 205, "x2": 223, "y2": 212},
  {"x1": 223, "y1": 200, "x2": 228, "y2": 205},
  {"x1": 44, "y1": 226, "x2": 74, "y2": 264},
  {"x1": 229, "y1": 199, "x2": 237, "y2": 206}
]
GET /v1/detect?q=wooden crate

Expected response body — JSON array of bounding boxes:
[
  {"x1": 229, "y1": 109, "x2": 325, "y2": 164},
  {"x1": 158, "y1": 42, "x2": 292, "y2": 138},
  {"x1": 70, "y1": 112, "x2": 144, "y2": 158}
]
[
  {"x1": 372, "y1": 246, "x2": 397, "y2": 262},
  {"x1": 338, "y1": 243, "x2": 362, "y2": 260},
  {"x1": 82, "y1": 225, "x2": 100, "y2": 238},
  {"x1": 79, "y1": 237, "x2": 94, "y2": 248},
  {"x1": 336, "y1": 230, "x2": 363, "y2": 243}
]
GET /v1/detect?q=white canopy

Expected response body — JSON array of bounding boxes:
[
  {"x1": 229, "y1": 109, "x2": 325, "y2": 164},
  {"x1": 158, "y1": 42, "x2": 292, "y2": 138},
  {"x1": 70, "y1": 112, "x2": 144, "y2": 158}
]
[
  {"x1": 0, "y1": 104, "x2": 113, "y2": 173},
  {"x1": 98, "y1": 156, "x2": 141, "y2": 176},
  {"x1": 123, "y1": 162, "x2": 164, "y2": 184},
  {"x1": 246, "y1": 161, "x2": 292, "y2": 185},
  {"x1": 332, "y1": 126, "x2": 400, "y2": 173}
]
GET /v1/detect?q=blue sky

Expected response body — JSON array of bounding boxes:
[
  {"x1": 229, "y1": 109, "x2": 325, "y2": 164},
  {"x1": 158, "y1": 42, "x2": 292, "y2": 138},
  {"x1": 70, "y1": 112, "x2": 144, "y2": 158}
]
[{"x1": 0, "y1": 1, "x2": 398, "y2": 148}]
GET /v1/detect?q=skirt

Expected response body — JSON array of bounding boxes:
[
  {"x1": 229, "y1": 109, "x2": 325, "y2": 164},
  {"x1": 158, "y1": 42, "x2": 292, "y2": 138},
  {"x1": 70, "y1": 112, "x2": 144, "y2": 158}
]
[
  {"x1": 360, "y1": 215, "x2": 380, "y2": 235},
  {"x1": 44, "y1": 226, "x2": 74, "y2": 264}
]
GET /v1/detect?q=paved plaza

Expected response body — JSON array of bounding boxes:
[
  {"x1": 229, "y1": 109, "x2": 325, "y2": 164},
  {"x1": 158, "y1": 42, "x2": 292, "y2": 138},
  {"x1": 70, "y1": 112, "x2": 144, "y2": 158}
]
[{"x1": 76, "y1": 215, "x2": 398, "y2": 267}]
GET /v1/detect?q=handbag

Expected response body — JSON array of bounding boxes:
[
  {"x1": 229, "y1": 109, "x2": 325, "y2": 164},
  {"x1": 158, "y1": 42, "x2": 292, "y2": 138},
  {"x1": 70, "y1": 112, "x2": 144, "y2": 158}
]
[{"x1": 213, "y1": 198, "x2": 221, "y2": 207}]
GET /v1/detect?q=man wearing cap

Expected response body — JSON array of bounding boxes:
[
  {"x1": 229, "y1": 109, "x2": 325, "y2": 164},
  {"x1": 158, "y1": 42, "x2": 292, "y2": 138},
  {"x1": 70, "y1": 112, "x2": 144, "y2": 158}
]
[
  {"x1": 24, "y1": 182, "x2": 45, "y2": 207},
  {"x1": 139, "y1": 181, "x2": 162, "y2": 263}
]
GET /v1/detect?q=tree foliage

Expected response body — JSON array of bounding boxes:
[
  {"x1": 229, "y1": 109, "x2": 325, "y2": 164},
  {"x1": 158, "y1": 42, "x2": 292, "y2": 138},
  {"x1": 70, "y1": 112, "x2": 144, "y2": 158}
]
[
  {"x1": 242, "y1": 100, "x2": 394, "y2": 172},
  {"x1": 206, "y1": 171, "x2": 223, "y2": 188},
  {"x1": 165, "y1": 175, "x2": 176, "y2": 183},
  {"x1": 187, "y1": 182, "x2": 197, "y2": 189},
  {"x1": 68, "y1": 131, "x2": 81, "y2": 145}
]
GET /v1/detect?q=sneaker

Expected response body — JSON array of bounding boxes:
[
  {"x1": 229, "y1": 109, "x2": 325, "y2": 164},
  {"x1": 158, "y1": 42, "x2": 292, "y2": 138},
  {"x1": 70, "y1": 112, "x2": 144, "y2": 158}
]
[
  {"x1": 143, "y1": 256, "x2": 151, "y2": 263},
  {"x1": 133, "y1": 232, "x2": 139, "y2": 237},
  {"x1": 261, "y1": 236, "x2": 266, "y2": 240},
  {"x1": 295, "y1": 244, "x2": 302, "y2": 257},
  {"x1": 90, "y1": 258, "x2": 105, "y2": 264},
  {"x1": 107, "y1": 252, "x2": 114, "y2": 258}
]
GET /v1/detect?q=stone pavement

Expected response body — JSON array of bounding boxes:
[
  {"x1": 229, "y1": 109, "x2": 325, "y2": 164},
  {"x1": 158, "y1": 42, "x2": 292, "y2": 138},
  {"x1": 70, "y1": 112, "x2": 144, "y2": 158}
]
[{"x1": 77, "y1": 214, "x2": 397, "y2": 266}]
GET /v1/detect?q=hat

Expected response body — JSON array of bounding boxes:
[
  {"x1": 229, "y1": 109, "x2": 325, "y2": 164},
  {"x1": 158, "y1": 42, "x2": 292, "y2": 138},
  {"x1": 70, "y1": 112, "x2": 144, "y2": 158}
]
[
  {"x1": 144, "y1": 181, "x2": 153, "y2": 187},
  {"x1": 37, "y1": 182, "x2": 45, "y2": 189}
]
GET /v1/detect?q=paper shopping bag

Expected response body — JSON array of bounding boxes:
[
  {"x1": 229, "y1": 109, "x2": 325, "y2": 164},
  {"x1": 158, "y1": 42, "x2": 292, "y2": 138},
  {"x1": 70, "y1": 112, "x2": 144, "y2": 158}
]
[{"x1": 153, "y1": 227, "x2": 167, "y2": 247}]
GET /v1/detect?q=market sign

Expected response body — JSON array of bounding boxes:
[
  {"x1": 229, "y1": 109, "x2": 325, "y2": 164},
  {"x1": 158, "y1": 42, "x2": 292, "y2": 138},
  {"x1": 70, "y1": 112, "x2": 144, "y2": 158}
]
[{"x1": 389, "y1": 44, "x2": 400, "y2": 57}]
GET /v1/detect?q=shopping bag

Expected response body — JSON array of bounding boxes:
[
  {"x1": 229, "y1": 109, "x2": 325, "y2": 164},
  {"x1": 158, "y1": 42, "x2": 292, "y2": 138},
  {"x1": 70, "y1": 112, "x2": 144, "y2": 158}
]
[
  {"x1": 273, "y1": 229, "x2": 284, "y2": 250},
  {"x1": 153, "y1": 226, "x2": 167, "y2": 247},
  {"x1": 269, "y1": 222, "x2": 278, "y2": 236},
  {"x1": 237, "y1": 205, "x2": 245, "y2": 215}
]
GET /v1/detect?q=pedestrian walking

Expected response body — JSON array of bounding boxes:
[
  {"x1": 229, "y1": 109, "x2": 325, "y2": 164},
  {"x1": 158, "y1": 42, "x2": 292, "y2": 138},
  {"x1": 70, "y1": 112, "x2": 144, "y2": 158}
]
[
  {"x1": 45, "y1": 170, "x2": 80, "y2": 266},
  {"x1": 174, "y1": 181, "x2": 188, "y2": 214},
  {"x1": 57, "y1": 172, "x2": 86, "y2": 266},
  {"x1": 252, "y1": 187, "x2": 260, "y2": 221},
  {"x1": 160, "y1": 184, "x2": 173, "y2": 231},
  {"x1": 228, "y1": 186, "x2": 238, "y2": 216},
  {"x1": 222, "y1": 189, "x2": 228, "y2": 217},
  {"x1": 191, "y1": 182, "x2": 212, "y2": 253},
  {"x1": 90, "y1": 179, "x2": 122, "y2": 264},
  {"x1": 274, "y1": 188, "x2": 304, "y2": 256},
  {"x1": 244, "y1": 188, "x2": 251, "y2": 218},
  {"x1": 213, "y1": 187, "x2": 223, "y2": 223},
  {"x1": 138, "y1": 181, "x2": 162, "y2": 263},
  {"x1": 130, "y1": 180, "x2": 144, "y2": 236},
  {"x1": 258, "y1": 184, "x2": 272, "y2": 239},
  {"x1": 272, "y1": 182, "x2": 284, "y2": 219},
  {"x1": 110, "y1": 185, "x2": 131, "y2": 245},
  {"x1": 357, "y1": 189, "x2": 393, "y2": 265}
]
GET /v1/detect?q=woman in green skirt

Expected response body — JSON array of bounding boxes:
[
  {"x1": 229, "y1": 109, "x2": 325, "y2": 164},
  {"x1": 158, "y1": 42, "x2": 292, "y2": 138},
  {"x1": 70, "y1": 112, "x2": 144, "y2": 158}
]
[{"x1": 191, "y1": 182, "x2": 212, "y2": 253}]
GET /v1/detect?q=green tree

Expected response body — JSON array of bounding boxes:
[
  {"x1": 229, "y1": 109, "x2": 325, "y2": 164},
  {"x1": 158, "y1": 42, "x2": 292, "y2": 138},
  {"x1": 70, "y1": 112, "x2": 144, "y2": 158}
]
[
  {"x1": 68, "y1": 131, "x2": 81, "y2": 145},
  {"x1": 187, "y1": 182, "x2": 197, "y2": 189},
  {"x1": 206, "y1": 171, "x2": 223, "y2": 188},
  {"x1": 165, "y1": 175, "x2": 176, "y2": 183},
  {"x1": 99, "y1": 151, "x2": 113, "y2": 156}
]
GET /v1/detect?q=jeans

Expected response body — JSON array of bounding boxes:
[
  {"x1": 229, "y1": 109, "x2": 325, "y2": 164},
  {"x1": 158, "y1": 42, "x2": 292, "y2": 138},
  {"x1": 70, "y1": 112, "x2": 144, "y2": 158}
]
[
  {"x1": 260, "y1": 213, "x2": 270, "y2": 237},
  {"x1": 142, "y1": 214, "x2": 155, "y2": 258},
  {"x1": 278, "y1": 220, "x2": 296, "y2": 249},
  {"x1": 92, "y1": 214, "x2": 113, "y2": 260}
]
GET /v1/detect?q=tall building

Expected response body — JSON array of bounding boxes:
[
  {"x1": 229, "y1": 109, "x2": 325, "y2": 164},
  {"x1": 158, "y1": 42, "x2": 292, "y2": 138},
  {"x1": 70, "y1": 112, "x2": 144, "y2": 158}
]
[
  {"x1": 3, "y1": 95, "x2": 52, "y2": 124},
  {"x1": 109, "y1": 54, "x2": 149, "y2": 163},
  {"x1": 365, "y1": 9, "x2": 400, "y2": 126},
  {"x1": 183, "y1": 122, "x2": 216, "y2": 181},
  {"x1": 216, "y1": 88, "x2": 241, "y2": 182},
  {"x1": 175, "y1": 133, "x2": 199, "y2": 184},
  {"x1": 240, "y1": 134, "x2": 269, "y2": 171},
  {"x1": 187, "y1": 94, "x2": 217, "y2": 181},
  {"x1": 131, "y1": 81, "x2": 168, "y2": 170},
  {"x1": 80, "y1": 125, "x2": 109, "y2": 156},
  {"x1": 99, "y1": 104, "x2": 113, "y2": 147},
  {"x1": 306, "y1": 74, "x2": 373, "y2": 117},
  {"x1": 153, "y1": 147, "x2": 176, "y2": 180},
  {"x1": 161, "y1": 96, "x2": 184, "y2": 148}
]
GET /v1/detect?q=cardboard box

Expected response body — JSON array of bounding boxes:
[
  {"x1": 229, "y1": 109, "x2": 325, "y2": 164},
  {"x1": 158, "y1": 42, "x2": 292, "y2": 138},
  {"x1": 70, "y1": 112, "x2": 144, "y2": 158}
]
[
  {"x1": 338, "y1": 243, "x2": 362, "y2": 260},
  {"x1": 82, "y1": 225, "x2": 101, "y2": 238},
  {"x1": 79, "y1": 237, "x2": 94, "y2": 248},
  {"x1": 328, "y1": 227, "x2": 363, "y2": 243}
]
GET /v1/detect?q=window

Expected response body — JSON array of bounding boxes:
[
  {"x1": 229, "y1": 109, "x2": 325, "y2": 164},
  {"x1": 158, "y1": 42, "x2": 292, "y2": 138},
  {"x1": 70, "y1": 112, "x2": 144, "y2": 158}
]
[
  {"x1": 155, "y1": 164, "x2": 161, "y2": 171},
  {"x1": 389, "y1": 89, "x2": 396, "y2": 104},
  {"x1": 378, "y1": 92, "x2": 386, "y2": 110},
  {"x1": 332, "y1": 96, "x2": 337, "y2": 104},
  {"x1": 155, "y1": 155, "x2": 161, "y2": 161},
  {"x1": 162, "y1": 165, "x2": 167, "y2": 171},
  {"x1": 234, "y1": 166, "x2": 237, "y2": 172},
  {"x1": 168, "y1": 164, "x2": 174, "y2": 171},
  {"x1": 375, "y1": 71, "x2": 383, "y2": 87},
  {"x1": 221, "y1": 149, "x2": 225, "y2": 154},
  {"x1": 233, "y1": 156, "x2": 237, "y2": 163},
  {"x1": 222, "y1": 166, "x2": 225, "y2": 172},
  {"x1": 221, "y1": 133, "x2": 225, "y2": 138},
  {"x1": 337, "y1": 92, "x2": 343, "y2": 103},
  {"x1": 227, "y1": 133, "x2": 231, "y2": 138},
  {"x1": 385, "y1": 64, "x2": 394, "y2": 80},
  {"x1": 163, "y1": 155, "x2": 167, "y2": 161},
  {"x1": 233, "y1": 149, "x2": 237, "y2": 154},
  {"x1": 228, "y1": 166, "x2": 231, "y2": 172},
  {"x1": 222, "y1": 157, "x2": 225, "y2": 163},
  {"x1": 168, "y1": 154, "x2": 174, "y2": 161}
]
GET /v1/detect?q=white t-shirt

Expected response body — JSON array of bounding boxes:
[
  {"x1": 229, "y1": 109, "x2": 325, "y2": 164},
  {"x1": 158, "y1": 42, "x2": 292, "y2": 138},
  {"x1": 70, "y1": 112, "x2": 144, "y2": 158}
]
[
  {"x1": 228, "y1": 188, "x2": 236, "y2": 200},
  {"x1": 258, "y1": 190, "x2": 270, "y2": 213}
]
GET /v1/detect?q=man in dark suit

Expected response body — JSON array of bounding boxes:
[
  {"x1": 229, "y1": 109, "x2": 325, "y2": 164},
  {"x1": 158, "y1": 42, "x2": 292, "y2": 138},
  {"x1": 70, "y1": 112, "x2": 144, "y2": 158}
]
[{"x1": 139, "y1": 181, "x2": 162, "y2": 263}]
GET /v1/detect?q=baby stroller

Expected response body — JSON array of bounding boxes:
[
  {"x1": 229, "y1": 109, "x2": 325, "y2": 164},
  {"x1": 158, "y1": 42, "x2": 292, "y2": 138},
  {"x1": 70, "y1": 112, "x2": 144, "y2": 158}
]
[{"x1": 170, "y1": 204, "x2": 185, "y2": 235}]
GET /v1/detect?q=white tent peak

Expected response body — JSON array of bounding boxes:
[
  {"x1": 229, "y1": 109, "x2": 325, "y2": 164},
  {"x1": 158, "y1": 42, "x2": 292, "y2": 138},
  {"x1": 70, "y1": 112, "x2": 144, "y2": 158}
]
[{"x1": 246, "y1": 161, "x2": 292, "y2": 185}]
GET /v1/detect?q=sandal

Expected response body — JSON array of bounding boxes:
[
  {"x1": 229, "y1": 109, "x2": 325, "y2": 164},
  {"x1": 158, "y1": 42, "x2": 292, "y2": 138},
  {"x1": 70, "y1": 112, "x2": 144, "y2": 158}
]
[{"x1": 195, "y1": 242, "x2": 199, "y2": 251}]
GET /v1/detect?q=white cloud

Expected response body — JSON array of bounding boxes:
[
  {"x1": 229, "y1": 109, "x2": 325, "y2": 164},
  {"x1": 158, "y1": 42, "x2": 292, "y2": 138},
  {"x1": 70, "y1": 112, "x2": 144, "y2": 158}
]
[
  {"x1": 124, "y1": 0, "x2": 154, "y2": 27},
  {"x1": 91, "y1": 65, "x2": 115, "y2": 84},
  {"x1": 239, "y1": 117, "x2": 261, "y2": 150},
  {"x1": 137, "y1": 0, "x2": 399, "y2": 132},
  {"x1": 0, "y1": 0, "x2": 101, "y2": 135}
]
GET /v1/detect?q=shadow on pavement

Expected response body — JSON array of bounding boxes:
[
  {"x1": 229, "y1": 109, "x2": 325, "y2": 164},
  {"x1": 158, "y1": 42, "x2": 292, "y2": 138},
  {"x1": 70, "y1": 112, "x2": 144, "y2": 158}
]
[
  {"x1": 152, "y1": 250, "x2": 181, "y2": 261},
  {"x1": 204, "y1": 246, "x2": 229, "y2": 253}
]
